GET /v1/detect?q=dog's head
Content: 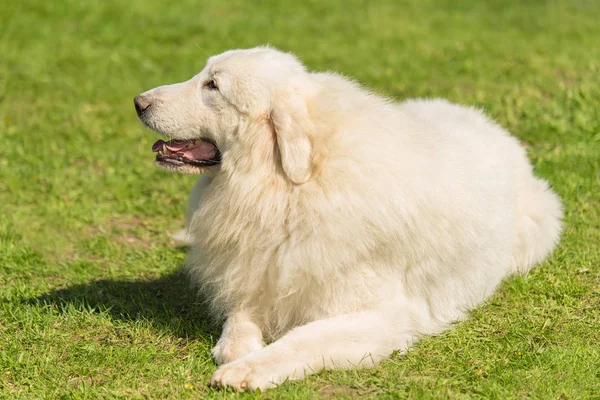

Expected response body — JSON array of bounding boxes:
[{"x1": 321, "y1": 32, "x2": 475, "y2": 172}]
[{"x1": 135, "y1": 47, "x2": 319, "y2": 184}]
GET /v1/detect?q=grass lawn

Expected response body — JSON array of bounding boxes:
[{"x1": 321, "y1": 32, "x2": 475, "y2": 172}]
[{"x1": 1, "y1": 0, "x2": 599, "y2": 398}]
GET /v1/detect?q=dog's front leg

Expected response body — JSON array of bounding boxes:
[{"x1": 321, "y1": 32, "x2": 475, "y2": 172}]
[
  {"x1": 210, "y1": 308, "x2": 416, "y2": 391},
  {"x1": 211, "y1": 311, "x2": 264, "y2": 365}
]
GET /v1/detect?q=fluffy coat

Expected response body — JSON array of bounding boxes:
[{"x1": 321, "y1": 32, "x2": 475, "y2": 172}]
[{"x1": 136, "y1": 47, "x2": 563, "y2": 390}]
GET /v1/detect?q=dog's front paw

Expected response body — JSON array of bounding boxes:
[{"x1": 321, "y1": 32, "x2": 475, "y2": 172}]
[
  {"x1": 211, "y1": 334, "x2": 263, "y2": 365},
  {"x1": 210, "y1": 358, "x2": 280, "y2": 391}
]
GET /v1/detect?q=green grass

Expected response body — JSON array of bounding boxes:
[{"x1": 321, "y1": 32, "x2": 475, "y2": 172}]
[{"x1": 1, "y1": 0, "x2": 599, "y2": 398}]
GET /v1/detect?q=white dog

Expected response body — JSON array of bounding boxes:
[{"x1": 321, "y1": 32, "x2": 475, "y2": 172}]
[{"x1": 134, "y1": 46, "x2": 563, "y2": 391}]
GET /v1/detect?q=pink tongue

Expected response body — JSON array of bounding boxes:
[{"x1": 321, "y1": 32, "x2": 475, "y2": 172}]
[
  {"x1": 152, "y1": 139, "x2": 216, "y2": 160},
  {"x1": 181, "y1": 143, "x2": 216, "y2": 160},
  {"x1": 152, "y1": 139, "x2": 188, "y2": 152}
]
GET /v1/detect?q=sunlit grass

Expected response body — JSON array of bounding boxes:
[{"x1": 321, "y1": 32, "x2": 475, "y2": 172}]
[{"x1": 1, "y1": 0, "x2": 599, "y2": 398}]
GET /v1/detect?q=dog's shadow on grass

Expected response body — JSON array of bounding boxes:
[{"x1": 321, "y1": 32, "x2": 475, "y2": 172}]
[{"x1": 29, "y1": 267, "x2": 218, "y2": 340}]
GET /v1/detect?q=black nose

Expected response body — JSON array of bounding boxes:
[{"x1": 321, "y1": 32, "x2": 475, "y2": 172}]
[{"x1": 134, "y1": 95, "x2": 151, "y2": 116}]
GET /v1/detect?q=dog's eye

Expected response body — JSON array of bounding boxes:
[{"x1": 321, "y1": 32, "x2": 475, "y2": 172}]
[{"x1": 205, "y1": 79, "x2": 218, "y2": 90}]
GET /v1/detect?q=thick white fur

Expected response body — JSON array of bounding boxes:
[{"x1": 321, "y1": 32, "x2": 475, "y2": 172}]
[
  {"x1": 170, "y1": 176, "x2": 211, "y2": 245},
  {"x1": 138, "y1": 47, "x2": 563, "y2": 391}
]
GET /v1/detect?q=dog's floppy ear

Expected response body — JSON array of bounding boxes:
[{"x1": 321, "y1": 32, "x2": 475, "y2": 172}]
[{"x1": 270, "y1": 89, "x2": 314, "y2": 184}]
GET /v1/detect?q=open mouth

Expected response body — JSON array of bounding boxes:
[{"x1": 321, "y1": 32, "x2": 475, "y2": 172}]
[{"x1": 152, "y1": 138, "x2": 221, "y2": 173}]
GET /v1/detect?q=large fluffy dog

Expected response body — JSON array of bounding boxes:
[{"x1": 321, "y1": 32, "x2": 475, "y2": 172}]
[{"x1": 134, "y1": 47, "x2": 563, "y2": 391}]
